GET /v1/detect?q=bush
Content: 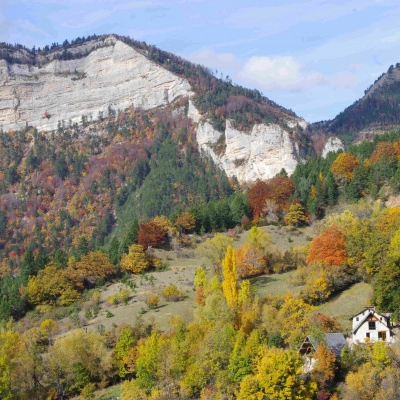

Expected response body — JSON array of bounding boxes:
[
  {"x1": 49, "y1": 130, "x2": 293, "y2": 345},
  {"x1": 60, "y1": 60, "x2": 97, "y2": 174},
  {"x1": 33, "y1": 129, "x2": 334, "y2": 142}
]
[
  {"x1": 145, "y1": 295, "x2": 160, "y2": 309},
  {"x1": 163, "y1": 284, "x2": 184, "y2": 302},
  {"x1": 106, "y1": 289, "x2": 130, "y2": 306}
]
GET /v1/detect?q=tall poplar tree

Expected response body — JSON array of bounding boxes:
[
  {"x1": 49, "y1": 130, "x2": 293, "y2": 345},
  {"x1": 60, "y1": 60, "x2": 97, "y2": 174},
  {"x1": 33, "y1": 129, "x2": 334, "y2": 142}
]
[{"x1": 222, "y1": 245, "x2": 239, "y2": 310}]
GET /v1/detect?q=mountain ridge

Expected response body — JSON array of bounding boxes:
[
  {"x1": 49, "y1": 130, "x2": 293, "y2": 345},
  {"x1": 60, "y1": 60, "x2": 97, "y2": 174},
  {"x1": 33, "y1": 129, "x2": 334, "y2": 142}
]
[
  {"x1": 0, "y1": 34, "x2": 308, "y2": 183},
  {"x1": 309, "y1": 63, "x2": 400, "y2": 143}
]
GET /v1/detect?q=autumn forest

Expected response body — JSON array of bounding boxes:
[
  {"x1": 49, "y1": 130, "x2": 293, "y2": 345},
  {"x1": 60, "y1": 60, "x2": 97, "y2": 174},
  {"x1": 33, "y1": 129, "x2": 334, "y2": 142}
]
[{"x1": 2, "y1": 36, "x2": 400, "y2": 400}]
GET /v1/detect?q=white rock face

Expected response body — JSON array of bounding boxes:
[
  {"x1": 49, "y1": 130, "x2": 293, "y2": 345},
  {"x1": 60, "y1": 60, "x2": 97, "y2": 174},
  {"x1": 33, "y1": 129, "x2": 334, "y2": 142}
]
[
  {"x1": 0, "y1": 37, "x2": 190, "y2": 131},
  {"x1": 0, "y1": 36, "x2": 307, "y2": 184},
  {"x1": 187, "y1": 96, "x2": 202, "y2": 123},
  {"x1": 196, "y1": 119, "x2": 302, "y2": 183},
  {"x1": 322, "y1": 136, "x2": 345, "y2": 158}
]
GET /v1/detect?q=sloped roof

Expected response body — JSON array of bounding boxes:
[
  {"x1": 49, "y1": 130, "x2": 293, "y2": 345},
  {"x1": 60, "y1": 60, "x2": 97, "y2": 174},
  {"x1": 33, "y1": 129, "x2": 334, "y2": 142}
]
[
  {"x1": 351, "y1": 311, "x2": 372, "y2": 334},
  {"x1": 349, "y1": 306, "x2": 376, "y2": 320},
  {"x1": 299, "y1": 333, "x2": 347, "y2": 357},
  {"x1": 324, "y1": 333, "x2": 348, "y2": 356},
  {"x1": 351, "y1": 309, "x2": 392, "y2": 334}
]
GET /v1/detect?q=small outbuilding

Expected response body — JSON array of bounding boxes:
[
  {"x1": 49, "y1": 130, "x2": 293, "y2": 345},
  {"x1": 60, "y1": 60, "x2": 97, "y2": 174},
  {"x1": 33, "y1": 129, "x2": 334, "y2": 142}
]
[{"x1": 299, "y1": 333, "x2": 347, "y2": 372}]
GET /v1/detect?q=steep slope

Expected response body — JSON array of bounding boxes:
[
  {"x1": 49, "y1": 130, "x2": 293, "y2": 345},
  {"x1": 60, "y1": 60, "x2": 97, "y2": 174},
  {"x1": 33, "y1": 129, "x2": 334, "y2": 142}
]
[
  {"x1": 311, "y1": 64, "x2": 400, "y2": 141},
  {"x1": 0, "y1": 34, "x2": 308, "y2": 183}
]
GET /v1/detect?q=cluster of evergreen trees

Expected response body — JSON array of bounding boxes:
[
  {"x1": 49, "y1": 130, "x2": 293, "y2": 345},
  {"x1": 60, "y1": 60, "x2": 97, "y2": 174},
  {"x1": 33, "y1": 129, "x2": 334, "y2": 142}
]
[{"x1": 292, "y1": 129, "x2": 400, "y2": 215}]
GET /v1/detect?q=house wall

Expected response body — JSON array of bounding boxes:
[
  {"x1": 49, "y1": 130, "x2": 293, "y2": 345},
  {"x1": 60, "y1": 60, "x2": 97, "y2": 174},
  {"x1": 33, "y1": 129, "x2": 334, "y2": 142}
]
[
  {"x1": 351, "y1": 310, "x2": 389, "y2": 330},
  {"x1": 353, "y1": 318, "x2": 394, "y2": 343}
]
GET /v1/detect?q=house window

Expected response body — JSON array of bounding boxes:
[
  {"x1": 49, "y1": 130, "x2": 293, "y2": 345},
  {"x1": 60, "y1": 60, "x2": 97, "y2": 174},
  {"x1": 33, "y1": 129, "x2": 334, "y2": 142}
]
[
  {"x1": 356, "y1": 317, "x2": 359, "y2": 321},
  {"x1": 366, "y1": 332, "x2": 370, "y2": 338},
  {"x1": 369, "y1": 321, "x2": 376, "y2": 330},
  {"x1": 378, "y1": 331, "x2": 387, "y2": 341}
]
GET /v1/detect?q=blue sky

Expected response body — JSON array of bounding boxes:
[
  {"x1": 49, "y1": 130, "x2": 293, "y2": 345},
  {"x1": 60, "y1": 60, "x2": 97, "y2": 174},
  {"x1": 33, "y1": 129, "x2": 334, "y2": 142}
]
[{"x1": 1, "y1": 0, "x2": 400, "y2": 122}]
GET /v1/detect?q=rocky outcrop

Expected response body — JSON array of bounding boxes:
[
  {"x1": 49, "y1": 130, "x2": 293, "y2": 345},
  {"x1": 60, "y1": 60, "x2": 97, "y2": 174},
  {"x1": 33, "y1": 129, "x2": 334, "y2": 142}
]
[
  {"x1": 1, "y1": 34, "x2": 309, "y2": 184},
  {"x1": 322, "y1": 136, "x2": 344, "y2": 158},
  {"x1": 196, "y1": 119, "x2": 305, "y2": 183},
  {"x1": 0, "y1": 36, "x2": 190, "y2": 131}
]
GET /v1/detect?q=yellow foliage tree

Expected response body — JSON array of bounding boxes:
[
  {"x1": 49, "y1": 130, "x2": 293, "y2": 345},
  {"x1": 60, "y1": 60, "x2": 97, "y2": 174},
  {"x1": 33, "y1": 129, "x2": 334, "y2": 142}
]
[
  {"x1": 247, "y1": 226, "x2": 271, "y2": 254},
  {"x1": 0, "y1": 322, "x2": 21, "y2": 400},
  {"x1": 330, "y1": 152, "x2": 359, "y2": 183},
  {"x1": 195, "y1": 233, "x2": 234, "y2": 275},
  {"x1": 278, "y1": 292, "x2": 316, "y2": 347},
  {"x1": 64, "y1": 250, "x2": 117, "y2": 289},
  {"x1": 284, "y1": 202, "x2": 309, "y2": 227},
  {"x1": 174, "y1": 212, "x2": 196, "y2": 233},
  {"x1": 222, "y1": 246, "x2": 239, "y2": 311},
  {"x1": 121, "y1": 244, "x2": 150, "y2": 273},
  {"x1": 238, "y1": 347, "x2": 317, "y2": 400},
  {"x1": 27, "y1": 263, "x2": 80, "y2": 306}
]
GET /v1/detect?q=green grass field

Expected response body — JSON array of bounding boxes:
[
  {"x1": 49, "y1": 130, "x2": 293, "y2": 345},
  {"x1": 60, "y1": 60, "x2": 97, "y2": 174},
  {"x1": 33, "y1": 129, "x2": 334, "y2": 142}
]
[{"x1": 316, "y1": 282, "x2": 373, "y2": 330}]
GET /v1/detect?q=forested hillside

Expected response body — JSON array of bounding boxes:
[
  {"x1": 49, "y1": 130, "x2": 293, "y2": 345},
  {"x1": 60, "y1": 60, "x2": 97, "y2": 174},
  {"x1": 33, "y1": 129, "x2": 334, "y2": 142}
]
[
  {"x1": 3, "y1": 34, "x2": 400, "y2": 400},
  {"x1": 310, "y1": 64, "x2": 400, "y2": 142}
]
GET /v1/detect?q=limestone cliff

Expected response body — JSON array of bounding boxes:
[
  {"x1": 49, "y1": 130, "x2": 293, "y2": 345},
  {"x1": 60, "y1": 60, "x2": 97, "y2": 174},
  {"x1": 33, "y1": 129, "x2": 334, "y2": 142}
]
[
  {"x1": 195, "y1": 119, "x2": 306, "y2": 183},
  {"x1": 0, "y1": 35, "x2": 308, "y2": 183},
  {"x1": 322, "y1": 136, "x2": 345, "y2": 158},
  {"x1": 0, "y1": 36, "x2": 190, "y2": 131}
]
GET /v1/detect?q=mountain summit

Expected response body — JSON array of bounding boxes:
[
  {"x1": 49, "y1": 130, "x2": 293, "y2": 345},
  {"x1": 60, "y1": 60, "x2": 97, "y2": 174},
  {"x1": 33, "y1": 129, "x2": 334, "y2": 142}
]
[
  {"x1": 311, "y1": 63, "x2": 400, "y2": 142},
  {"x1": 0, "y1": 34, "x2": 308, "y2": 183}
]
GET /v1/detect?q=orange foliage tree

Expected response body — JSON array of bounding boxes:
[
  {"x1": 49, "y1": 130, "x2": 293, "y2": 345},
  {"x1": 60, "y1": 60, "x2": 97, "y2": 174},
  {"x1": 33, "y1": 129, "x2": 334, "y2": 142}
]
[
  {"x1": 265, "y1": 176, "x2": 295, "y2": 210},
  {"x1": 247, "y1": 180, "x2": 268, "y2": 220},
  {"x1": 369, "y1": 141, "x2": 400, "y2": 164},
  {"x1": 311, "y1": 343, "x2": 337, "y2": 389},
  {"x1": 311, "y1": 313, "x2": 342, "y2": 332},
  {"x1": 174, "y1": 212, "x2": 196, "y2": 234},
  {"x1": 330, "y1": 152, "x2": 359, "y2": 183},
  {"x1": 248, "y1": 177, "x2": 295, "y2": 220},
  {"x1": 236, "y1": 243, "x2": 265, "y2": 278},
  {"x1": 138, "y1": 221, "x2": 167, "y2": 249},
  {"x1": 306, "y1": 224, "x2": 347, "y2": 266}
]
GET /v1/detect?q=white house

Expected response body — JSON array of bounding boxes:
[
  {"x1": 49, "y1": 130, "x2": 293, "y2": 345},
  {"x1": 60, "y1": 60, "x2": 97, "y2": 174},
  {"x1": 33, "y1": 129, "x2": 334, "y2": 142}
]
[{"x1": 349, "y1": 306, "x2": 395, "y2": 344}]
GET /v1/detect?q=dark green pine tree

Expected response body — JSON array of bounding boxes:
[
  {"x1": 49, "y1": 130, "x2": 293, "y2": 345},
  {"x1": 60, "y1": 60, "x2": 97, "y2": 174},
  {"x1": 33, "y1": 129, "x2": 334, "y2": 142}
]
[
  {"x1": 54, "y1": 152, "x2": 69, "y2": 180},
  {"x1": 372, "y1": 256, "x2": 400, "y2": 317},
  {"x1": 33, "y1": 249, "x2": 49, "y2": 274},
  {"x1": 0, "y1": 210, "x2": 7, "y2": 238},
  {"x1": 109, "y1": 236, "x2": 120, "y2": 265},
  {"x1": 54, "y1": 249, "x2": 68, "y2": 268},
  {"x1": 20, "y1": 250, "x2": 35, "y2": 283},
  {"x1": 76, "y1": 237, "x2": 89, "y2": 260},
  {"x1": 346, "y1": 162, "x2": 369, "y2": 202},
  {"x1": 119, "y1": 219, "x2": 139, "y2": 256},
  {"x1": 325, "y1": 171, "x2": 338, "y2": 205}
]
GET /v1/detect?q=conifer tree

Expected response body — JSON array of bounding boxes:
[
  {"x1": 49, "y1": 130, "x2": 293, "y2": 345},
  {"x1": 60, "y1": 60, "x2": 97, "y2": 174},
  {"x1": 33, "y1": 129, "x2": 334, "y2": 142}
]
[{"x1": 108, "y1": 237, "x2": 120, "y2": 265}]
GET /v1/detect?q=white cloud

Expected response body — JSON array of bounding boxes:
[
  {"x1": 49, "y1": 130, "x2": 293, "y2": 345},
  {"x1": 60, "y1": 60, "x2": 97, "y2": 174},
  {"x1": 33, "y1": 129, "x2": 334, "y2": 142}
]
[
  {"x1": 334, "y1": 71, "x2": 358, "y2": 89},
  {"x1": 225, "y1": 0, "x2": 384, "y2": 36},
  {"x1": 14, "y1": 19, "x2": 51, "y2": 37},
  {"x1": 237, "y1": 55, "x2": 326, "y2": 91},
  {"x1": 188, "y1": 48, "x2": 240, "y2": 69},
  {"x1": 381, "y1": 32, "x2": 400, "y2": 43}
]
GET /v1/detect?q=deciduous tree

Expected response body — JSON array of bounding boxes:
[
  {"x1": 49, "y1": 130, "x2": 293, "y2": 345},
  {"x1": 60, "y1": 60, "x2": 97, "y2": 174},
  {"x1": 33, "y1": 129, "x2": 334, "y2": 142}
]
[
  {"x1": 195, "y1": 233, "x2": 234, "y2": 275},
  {"x1": 306, "y1": 224, "x2": 347, "y2": 266},
  {"x1": 222, "y1": 246, "x2": 239, "y2": 310},
  {"x1": 285, "y1": 202, "x2": 309, "y2": 227},
  {"x1": 138, "y1": 220, "x2": 167, "y2": 249},
  {"x1": 331, "y1": 152, "x2": 359, "y2": 183},
  {"x1": 121, "y1": 244, "x2": 150, "y2": 274}
]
